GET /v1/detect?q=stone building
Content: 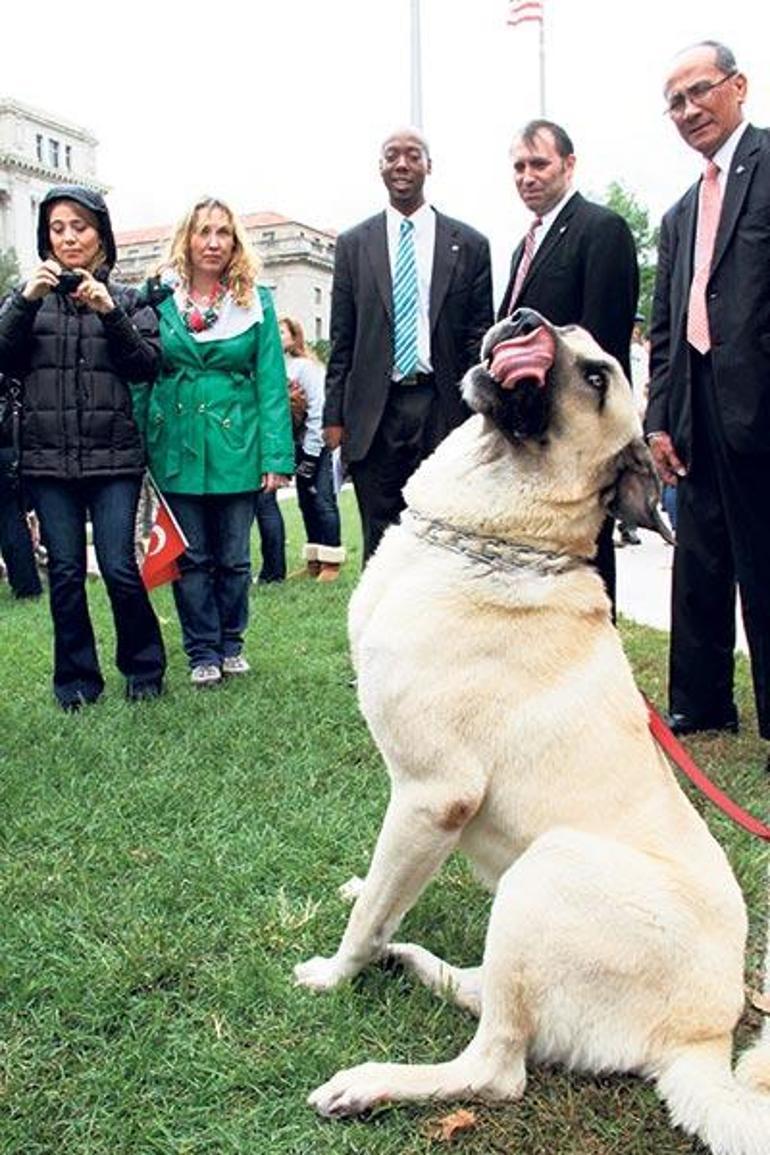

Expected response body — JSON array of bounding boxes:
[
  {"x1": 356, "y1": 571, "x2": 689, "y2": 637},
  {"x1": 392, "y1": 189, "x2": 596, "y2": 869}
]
[
  {"x1": 0, "y1": 98, "x2": 106, "y2": 274},
  {"x1": 115, "y1": 212, "x2": 336, "y2": 342}
]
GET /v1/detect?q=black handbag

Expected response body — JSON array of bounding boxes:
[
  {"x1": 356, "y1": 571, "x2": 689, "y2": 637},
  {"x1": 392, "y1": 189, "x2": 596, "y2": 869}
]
[{"x1": 0, "y1": 374, "x2": 22, "y2": 486}]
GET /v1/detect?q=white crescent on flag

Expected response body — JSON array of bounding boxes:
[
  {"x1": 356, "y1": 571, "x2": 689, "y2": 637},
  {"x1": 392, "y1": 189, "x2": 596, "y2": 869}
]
[{"x1": 147, "y1": 525, "x2": 167, "y2": 558}]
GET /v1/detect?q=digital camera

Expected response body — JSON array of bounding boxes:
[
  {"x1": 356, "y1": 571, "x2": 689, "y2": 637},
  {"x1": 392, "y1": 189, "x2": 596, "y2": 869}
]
[{"x1": 54, "y1": 271, "x2": 84, "y2": 295}]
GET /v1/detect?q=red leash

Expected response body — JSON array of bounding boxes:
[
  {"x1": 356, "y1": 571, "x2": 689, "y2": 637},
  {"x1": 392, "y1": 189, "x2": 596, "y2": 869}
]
[{"x1": 645, "y1": 696, "x2": 770, "y2": 841}]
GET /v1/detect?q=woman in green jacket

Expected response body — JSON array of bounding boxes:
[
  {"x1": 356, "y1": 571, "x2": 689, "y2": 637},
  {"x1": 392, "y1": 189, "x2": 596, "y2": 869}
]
[{"x1": 143, "y1": 197, "x2": 294, "y2": 688}]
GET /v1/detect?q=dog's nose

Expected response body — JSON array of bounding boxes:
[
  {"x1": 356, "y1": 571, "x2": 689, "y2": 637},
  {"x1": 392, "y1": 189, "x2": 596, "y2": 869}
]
[{"x1": 509, "y1": 308, "x2": 546, "y2": 337}]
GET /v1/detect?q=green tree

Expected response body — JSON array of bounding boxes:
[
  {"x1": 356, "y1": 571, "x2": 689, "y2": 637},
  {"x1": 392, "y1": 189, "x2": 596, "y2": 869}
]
[
  {"x1": 311, "y1": 337, "x2": 330, "y2": 365},
  {"x1": 0, "y1": 247, "x2": 20, "y2": 298},
  {"x1": 603, "y1": 182, "x2": 659, "y2": 326}
]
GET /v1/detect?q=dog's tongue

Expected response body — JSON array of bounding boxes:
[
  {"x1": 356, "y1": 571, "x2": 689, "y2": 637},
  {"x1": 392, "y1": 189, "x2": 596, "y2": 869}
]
[{"x1": 489, "y1": 326, "x2": 556, "y2": 390}]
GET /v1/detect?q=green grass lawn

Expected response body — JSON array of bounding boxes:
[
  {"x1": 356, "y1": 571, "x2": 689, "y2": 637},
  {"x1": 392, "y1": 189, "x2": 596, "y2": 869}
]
[{"x1": 0, "y1": 490, "x2": 767, "y2": 1155}]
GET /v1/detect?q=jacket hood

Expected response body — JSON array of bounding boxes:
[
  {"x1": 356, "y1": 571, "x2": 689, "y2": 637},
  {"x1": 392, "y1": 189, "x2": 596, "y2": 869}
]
[{"x1": 37, "y1": 185, "x2": 117, "y2": 270}]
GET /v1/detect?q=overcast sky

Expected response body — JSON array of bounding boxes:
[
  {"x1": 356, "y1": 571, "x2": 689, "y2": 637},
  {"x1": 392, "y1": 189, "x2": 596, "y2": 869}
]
[{"x1": 4, "y1": 0, "x2": 770, "y2": 295}]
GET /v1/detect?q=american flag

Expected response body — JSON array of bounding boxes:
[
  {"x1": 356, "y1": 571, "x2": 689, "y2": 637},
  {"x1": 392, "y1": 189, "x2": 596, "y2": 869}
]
[{"x1": 507, "y1": 0, "x2": 543, "y2": 26}]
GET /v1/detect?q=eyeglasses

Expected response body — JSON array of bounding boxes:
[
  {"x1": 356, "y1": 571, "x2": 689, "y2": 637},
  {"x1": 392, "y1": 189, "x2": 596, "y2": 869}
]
[{"x1": 665, "y1": 72, "x2": 736, "y2": 118}]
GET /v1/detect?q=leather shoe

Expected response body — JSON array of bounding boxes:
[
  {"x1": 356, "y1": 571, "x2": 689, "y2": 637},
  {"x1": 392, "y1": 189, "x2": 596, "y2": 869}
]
[{"x1": 665, "y1": 711, "x2": 739, "y2": 737}]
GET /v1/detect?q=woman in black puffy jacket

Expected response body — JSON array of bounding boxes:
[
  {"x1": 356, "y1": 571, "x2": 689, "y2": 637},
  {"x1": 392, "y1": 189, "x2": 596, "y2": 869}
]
[{"x1": 0, "y1": 186, "x2": 166, "y2": 709}]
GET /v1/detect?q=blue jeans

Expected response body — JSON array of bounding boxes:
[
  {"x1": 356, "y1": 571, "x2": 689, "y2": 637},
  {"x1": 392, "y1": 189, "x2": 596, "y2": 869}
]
[
  {"x1": 31, "y1": 475, "x2": 166, "y2": 706},
  {"x1": 254, "y1": 488, "x2": 286, "y2": 582},
  {"x1": 165, "y1": 491, "x2": 254, "y2": 667},
  {"x1": 0, "y1": 450, "x2": 42, "y2": 597},
  {"x1": 296, "y1": 448, "x2": 341, "y2": 548}
]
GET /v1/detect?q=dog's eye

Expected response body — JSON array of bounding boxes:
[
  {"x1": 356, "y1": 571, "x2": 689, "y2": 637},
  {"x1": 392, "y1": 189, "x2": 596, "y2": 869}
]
[{"x1": 583, "y1": 366, "x2": 607, "y2": 391}]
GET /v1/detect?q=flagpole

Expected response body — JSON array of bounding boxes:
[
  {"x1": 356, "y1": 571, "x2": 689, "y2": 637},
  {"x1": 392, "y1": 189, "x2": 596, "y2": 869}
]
[
  {"x1": 538, "y1": 6, "x2": 546, "y2": 115},
  {"x1": 410, "y1": 0, "x2": 423, "y2": 129}
]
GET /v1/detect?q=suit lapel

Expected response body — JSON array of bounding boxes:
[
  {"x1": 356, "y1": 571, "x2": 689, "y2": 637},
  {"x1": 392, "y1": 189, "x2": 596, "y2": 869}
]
[
  {"x1": 363, "y1": 213, "x2": 393, "y2": 321},
  {"x1": 520, "y1": 193, "x2": 581, "y2": 294},
  {"x1": 429, "y1": 211, "x2": 459, "y2": 330},
  {"x1": 711, "y1": 125, "x2": 760, "y2": 276}
]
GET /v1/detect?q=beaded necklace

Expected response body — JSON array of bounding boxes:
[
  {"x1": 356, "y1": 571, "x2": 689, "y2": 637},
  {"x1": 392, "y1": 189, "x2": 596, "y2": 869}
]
[{"x1": 179, "y1": 280, "x2": 228, "y2": 333}]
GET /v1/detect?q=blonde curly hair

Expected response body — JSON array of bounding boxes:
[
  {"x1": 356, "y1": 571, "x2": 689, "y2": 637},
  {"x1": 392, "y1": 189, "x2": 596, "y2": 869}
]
[{"x1": 161, "y1": 196, "x2": 260, "y2": 308}]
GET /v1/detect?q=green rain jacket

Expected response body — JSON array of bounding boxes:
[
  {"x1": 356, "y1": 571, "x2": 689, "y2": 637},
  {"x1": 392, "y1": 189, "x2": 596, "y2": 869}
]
[{"x1": 135, "y1": 285, "x2": 294, "y2": 494}]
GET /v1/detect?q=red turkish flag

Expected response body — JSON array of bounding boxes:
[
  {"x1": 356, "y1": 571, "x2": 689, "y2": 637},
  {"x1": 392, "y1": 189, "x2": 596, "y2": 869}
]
[{"x1": 141, "y1": 498, "x2": 188, "y2": 590}]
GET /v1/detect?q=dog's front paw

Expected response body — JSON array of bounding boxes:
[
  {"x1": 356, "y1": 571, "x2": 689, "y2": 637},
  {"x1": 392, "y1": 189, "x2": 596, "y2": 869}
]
[
  {"x1": 338, "y1": 875, "x2": 365, "y2": 903},
  {"x1": 309, "y1": 1062, "x2": 393, "y2": 1117},
  {"x1": 294, "y1": 953, "x2": 356, "y2": 991}
]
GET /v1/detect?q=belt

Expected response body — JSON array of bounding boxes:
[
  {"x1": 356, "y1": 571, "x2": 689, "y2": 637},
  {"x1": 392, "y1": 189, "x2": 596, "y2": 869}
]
[{"x1": 394, "y1": 372, "x2": 435, "y2": 387}]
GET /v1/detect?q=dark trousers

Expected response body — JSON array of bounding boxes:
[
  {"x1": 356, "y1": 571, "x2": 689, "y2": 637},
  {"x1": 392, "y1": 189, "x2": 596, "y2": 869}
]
[
  {"x1": 669, "y1": 352, "x2": 770, "y2": 737},
  {"x1": 350, "y1": 380, "x2": 437, "y2": 562},
  {"x1": 31, "y1": 476, "x2": 166, "y2": 705},
  {"x1": 296, "y1": 447, "x2": 341, "y2": 548},
  {"x1": 254, "y1": 488, "x2": 286, "y2": 582},
  {"x1": 165, "y1": 491, "x2": 254, "y2": 667},
  {"x1": 595, "y1": 517, "x2": 617, "y2": 623},
  {"x1": 0, "y1": 450, "x2": 41, "y2": 597}
]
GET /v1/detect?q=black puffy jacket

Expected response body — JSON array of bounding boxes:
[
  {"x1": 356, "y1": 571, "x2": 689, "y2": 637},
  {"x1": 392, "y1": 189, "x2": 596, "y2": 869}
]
[{"x1": 0, "y1": 283, "x2": 159, "y2": 478}]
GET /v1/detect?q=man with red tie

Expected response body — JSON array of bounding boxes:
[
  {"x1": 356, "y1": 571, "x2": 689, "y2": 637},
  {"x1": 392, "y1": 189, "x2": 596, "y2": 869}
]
[
  {"x1": 498, "y1": 120, "x2": 638, "y2": 613},
  {"x1": 647, "y1": 42, "x2": 770, "y2": 762}
]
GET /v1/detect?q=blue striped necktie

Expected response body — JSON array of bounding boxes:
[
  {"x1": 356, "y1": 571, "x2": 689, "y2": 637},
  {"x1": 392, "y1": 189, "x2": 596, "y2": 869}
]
[{"x1": 392, "y1": 217, "x2": 419, "y2": 376}]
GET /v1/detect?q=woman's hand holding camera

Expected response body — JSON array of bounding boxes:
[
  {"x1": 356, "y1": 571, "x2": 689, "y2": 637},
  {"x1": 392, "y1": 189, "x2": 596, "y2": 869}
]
[
  {"x1": 22, "y1": 262, "x2": 114, "y2": 314},
  {"x1": 22, "y1": 259, "x2": 64, "y2": 301},
  {"x1": 71, "y1": 270, "x2": 115, "y2": 315}
]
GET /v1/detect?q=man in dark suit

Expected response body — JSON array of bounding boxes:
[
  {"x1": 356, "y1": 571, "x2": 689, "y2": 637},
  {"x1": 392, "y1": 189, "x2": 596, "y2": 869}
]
[
  {"x1": 498, "y1": 120, "x2": 639, "y2": 614},
  {"x1": 647, "y1": 41, "x2": 770, "y2": 757},
  {"x1": 323, "y1": 127, "x2": 493, "y2": 561}
]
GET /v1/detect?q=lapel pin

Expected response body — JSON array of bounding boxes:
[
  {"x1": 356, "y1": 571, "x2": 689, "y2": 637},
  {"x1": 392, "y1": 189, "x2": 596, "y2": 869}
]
[
  {"x1": 451, "y1": 243, "x2": 460, "y2": 251},
  {"x1": 735, "y1": 164, "x2": 746, "y2": 174}
]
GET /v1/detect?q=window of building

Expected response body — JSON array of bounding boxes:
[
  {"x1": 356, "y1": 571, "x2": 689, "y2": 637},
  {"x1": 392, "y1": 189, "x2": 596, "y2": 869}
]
[
  {"x1": 314, "y1": 286, "x2": 322, "y2": 305},
  {"x1": 35, "y1": 134, "x2": 44, "y2": 163},
  {"x1": 48, "y1": 139, "x2": 60, "y2": 168},
  {"x1": 315, "y1": 317, "x2": 322, "y2": 341},
  {"x1": 262, "y1": 231, "x2": 275, "y2": 242},
  {"x1": 65, "y1": 145, "x2": 72, "y2": 171}
]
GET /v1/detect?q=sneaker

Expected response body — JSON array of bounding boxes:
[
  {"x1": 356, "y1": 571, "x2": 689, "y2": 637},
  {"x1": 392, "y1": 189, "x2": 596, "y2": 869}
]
[
  {"x1": 222, "y1": 654, "x2": 250, "y2": 676},
  {"x1": 191, "y1": 663, "x2": 222, "y2": 688}
]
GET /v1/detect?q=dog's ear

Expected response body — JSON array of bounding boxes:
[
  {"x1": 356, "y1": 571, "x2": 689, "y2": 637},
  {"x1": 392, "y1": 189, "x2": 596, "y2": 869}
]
[{"x1": 604, "y1": 438, "x2": 675, "y2": 543}]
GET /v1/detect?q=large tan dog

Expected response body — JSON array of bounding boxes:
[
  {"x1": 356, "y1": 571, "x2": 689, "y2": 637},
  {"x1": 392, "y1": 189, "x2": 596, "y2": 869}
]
[{"x1": 295, "y1": 311, "x2": 770, "y2": 1154}]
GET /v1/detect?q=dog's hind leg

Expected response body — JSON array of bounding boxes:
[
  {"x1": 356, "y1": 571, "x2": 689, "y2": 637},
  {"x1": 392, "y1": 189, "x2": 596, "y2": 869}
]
[
  {"x1": 386, "y1": 942, "x2": 482, "y2": 1016},
  {"x1": 295, "y1": 782, "x2": 482, "y2": 990}
]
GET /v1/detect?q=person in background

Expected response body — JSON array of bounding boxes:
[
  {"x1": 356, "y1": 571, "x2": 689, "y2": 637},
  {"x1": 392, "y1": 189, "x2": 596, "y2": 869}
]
[
  {"x1": 618, "y1": 314, "x2": 650, "y2": 546},
  {"x1": 0, "y1": 186, "x2": 165, "y2": 708},
  {"x1": 279, "y1": 316, "x2": 345, "y2": 582},
  {"x1": 498, "y1": 119, "x2": 639, "y2": 608},
  {"x1": 140, "y1": 196, "x2": 294, "y2": 688},
  {"x1": 647, "y1": 41, "x2": 770, "y2": 760},
  {"x1": 324, "y1": 126, "x2": 493, "y2": 562}
]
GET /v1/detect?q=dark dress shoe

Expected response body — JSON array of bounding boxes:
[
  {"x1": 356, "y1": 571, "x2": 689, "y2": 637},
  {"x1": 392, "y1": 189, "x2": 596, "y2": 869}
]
[{"x1": 665, "y1": 711, "x2": 739, "y2": 736}]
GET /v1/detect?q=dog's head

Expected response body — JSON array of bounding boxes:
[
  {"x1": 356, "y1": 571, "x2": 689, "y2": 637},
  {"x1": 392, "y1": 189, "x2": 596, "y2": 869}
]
[{"x1": 462, "y1": 310, "x2": 672, "y2": 541}]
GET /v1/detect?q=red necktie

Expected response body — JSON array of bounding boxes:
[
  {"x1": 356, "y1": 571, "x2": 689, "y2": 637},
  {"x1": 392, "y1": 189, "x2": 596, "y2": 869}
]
[
  {"x1": 687, "y1": 160, "x2": 722, "y2": 354},
  {"x1": 509, "y1": 216, "x2": 542, "y2": 312}
]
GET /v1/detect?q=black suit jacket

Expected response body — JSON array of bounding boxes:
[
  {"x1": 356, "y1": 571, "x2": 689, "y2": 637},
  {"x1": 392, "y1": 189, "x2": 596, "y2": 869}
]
[
  {"x1": 323, "y1": 208, "x2": 493, "y2": 462},
  {"x1": 497, "y1": 192, "x2": 638, "y2": 377},
  {"x1": 647, "y1": 124, "x2": 770, "y2": 461}
]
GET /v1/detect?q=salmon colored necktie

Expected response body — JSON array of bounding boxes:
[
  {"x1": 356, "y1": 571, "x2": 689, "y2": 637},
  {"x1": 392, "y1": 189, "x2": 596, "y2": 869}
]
[
  {"x1": 687, "y1": 160, "x2": 722, "y2": 354},
  {"x1": 509, "y1": 216, "x2": 542, "y2": 312}
]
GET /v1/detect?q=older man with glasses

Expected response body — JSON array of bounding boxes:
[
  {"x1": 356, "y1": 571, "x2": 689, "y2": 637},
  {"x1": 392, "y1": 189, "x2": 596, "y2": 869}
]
[{"x1": 646, "y1": 40, "x2": 770, "y2": 769}]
